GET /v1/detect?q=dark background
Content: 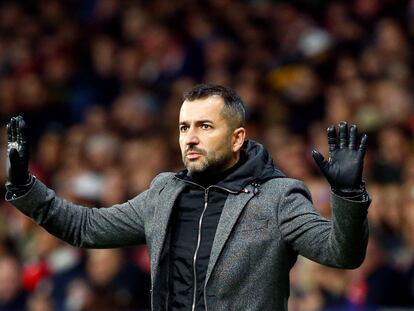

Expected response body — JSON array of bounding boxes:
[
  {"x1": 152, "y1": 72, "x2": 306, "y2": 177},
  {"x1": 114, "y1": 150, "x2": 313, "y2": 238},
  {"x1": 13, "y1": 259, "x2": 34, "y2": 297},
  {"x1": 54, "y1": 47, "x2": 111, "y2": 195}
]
[{"x1": 1, "y1": 0, "x2": 414, "y2": 310}]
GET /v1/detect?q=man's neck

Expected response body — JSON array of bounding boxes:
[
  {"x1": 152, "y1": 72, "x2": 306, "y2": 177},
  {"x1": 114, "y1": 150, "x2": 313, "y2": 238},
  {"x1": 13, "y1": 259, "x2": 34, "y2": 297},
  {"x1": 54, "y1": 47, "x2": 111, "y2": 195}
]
[{"x1": 190, "y1": 154, "x2": 245, "y2": 187}]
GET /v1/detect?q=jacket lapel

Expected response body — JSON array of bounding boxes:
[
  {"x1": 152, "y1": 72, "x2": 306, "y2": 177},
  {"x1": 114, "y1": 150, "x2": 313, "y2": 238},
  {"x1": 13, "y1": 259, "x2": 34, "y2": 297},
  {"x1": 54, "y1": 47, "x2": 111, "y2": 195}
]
[
  {"x1": 205, "y1": 185, "x2": 255, "y2": 285},
  {"x1": 150, "y1": 179, "x2": 185, "y2": 280}
]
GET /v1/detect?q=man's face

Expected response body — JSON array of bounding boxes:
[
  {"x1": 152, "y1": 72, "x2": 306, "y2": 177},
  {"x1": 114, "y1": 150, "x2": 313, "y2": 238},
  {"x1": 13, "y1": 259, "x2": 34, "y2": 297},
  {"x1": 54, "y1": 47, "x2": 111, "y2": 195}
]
[{"x1": 179, "y1": 95, "x2": 235, "y2": 176}]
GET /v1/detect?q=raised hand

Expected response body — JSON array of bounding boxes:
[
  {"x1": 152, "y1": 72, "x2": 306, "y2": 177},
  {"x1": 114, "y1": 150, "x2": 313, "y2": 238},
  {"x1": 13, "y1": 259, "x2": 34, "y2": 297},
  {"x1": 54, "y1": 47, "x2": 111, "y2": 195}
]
[
  {"x1": 312, "y1": 121, "x2": 368, "y2": 192},
  {"x1": 6, "y1": 116, "x2": 30, "y2": 185}
]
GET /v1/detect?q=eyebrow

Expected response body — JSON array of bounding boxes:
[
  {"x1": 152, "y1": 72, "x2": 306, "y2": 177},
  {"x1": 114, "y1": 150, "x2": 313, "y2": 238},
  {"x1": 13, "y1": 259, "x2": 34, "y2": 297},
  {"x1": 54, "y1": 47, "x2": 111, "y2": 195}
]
[{"x1": 179, "y1": 119, "x2": 214, "y2": 125}]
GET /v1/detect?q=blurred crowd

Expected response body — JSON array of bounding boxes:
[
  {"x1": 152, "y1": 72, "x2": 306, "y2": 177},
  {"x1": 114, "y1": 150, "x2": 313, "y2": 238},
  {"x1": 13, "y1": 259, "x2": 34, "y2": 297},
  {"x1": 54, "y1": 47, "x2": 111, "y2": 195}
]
[{"x1": 0, "y1": 0, "x2": 414, "y2": 310}]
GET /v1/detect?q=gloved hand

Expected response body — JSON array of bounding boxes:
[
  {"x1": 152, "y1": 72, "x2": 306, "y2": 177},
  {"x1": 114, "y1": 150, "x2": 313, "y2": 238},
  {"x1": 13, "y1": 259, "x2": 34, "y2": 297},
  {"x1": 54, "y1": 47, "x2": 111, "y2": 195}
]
[
  {"x1": 6, "y1": 116, "x2": 30, "y2": 186},
  {"x1": 312, "y1": 121, "x2": 368, "y2": 194}
]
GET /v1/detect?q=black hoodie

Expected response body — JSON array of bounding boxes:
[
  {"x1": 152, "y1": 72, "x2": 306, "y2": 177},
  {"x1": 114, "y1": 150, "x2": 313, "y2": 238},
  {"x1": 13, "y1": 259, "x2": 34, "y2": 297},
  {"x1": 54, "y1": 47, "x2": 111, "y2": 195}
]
[{"x1": 167, "y1": 140, "x2": 284, "y2": 311}]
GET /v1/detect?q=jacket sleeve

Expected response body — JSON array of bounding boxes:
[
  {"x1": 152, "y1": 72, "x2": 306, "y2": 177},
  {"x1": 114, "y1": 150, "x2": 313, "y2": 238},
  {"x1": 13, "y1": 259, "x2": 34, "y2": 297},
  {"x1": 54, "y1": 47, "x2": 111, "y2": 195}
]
[
  {"x1": 277, "y1": 179, "x2": 370, "y2": 269},
  {"x1": 5, "y1": 178, "x2": 154, "y2": 249}
]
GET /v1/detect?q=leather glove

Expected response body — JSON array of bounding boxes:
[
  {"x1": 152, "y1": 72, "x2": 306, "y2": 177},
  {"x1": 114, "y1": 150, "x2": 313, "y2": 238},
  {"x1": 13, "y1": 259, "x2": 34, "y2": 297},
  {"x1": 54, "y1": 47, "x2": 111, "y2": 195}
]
[
  {"x1": 312, "y1": 121, "x2": 368, "y2": 195},
  {"x1": 6, "y1": 116, "x2": 31, "y2": 186}
]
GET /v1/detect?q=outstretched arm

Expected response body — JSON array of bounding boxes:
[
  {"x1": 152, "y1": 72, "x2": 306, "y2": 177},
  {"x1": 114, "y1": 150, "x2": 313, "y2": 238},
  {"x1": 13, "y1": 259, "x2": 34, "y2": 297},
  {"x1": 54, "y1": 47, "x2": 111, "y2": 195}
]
[
  {"x1": 4, "y1": 117, "x2": 148, "y2": 248},
  {"x1": 279, "y1": 121, "x2": 370, "y2": 268}
]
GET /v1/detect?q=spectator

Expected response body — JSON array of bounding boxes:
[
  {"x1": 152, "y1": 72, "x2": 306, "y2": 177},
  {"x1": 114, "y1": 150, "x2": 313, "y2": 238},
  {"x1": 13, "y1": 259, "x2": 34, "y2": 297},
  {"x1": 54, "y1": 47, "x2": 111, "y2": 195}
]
[{"x1": 0, "y1": 254, "x2": 28, "y2": 311}]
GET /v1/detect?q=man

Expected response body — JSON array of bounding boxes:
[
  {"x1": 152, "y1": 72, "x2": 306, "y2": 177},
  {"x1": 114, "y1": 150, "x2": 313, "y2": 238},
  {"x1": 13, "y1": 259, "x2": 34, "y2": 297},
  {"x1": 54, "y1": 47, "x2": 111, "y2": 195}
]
[{"x1": 5, "y1": 84, "x2": 370, "y2": 311}]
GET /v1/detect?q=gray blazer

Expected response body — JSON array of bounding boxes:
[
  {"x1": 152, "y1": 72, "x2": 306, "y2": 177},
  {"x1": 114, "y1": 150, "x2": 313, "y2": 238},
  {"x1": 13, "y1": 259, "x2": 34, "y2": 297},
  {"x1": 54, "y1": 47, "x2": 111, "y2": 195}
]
[{"x1": 7, "y1": 173, "x2": 370, "y2": 311}]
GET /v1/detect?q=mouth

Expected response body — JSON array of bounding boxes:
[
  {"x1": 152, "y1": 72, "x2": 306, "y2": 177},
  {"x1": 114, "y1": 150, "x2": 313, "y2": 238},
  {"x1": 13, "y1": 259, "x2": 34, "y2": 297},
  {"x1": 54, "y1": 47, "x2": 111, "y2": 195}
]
[{"x1": 186, "y1": 151, "x2": 202, "y2": 160}]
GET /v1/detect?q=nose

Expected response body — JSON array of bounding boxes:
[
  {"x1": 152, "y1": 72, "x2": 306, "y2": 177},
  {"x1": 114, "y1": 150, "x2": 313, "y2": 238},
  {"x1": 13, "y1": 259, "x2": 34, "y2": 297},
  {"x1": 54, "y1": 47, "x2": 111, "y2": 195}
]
[{"x1": 184, "y1": 127, "x2": 199, "y2": 146}]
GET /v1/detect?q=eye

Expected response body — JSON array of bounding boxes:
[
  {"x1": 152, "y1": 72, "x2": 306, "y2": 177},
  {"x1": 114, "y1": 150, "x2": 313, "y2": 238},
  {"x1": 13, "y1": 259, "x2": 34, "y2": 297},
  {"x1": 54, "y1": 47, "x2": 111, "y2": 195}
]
[
  {"x1": 179, "y1": 125, "x2": 189, "y2": 132},
  {"x1": 201, "y1": 124, "x2": 212, "y2": 130}
]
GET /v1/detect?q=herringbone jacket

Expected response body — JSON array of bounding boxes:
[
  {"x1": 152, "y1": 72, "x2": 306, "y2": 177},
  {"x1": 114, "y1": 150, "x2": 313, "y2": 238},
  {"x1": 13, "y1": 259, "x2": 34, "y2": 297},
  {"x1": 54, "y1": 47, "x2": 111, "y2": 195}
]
[{"x1": 6, "y1": 141, "x2": 370, "y2": 311}]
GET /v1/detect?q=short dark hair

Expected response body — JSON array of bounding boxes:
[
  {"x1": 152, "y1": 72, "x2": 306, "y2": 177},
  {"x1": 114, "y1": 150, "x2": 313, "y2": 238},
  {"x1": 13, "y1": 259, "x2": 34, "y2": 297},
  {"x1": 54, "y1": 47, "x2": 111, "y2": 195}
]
[{"x1": 183, "y1": 84, "x2": 246, "y2": 130}]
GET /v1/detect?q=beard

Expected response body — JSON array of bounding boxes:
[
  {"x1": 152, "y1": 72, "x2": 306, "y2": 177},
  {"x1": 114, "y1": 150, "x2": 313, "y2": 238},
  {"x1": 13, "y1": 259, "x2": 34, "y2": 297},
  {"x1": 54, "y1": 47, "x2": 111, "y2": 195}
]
[{"x1": 182, "y1": 145, "x2": 234, "y2": 177}]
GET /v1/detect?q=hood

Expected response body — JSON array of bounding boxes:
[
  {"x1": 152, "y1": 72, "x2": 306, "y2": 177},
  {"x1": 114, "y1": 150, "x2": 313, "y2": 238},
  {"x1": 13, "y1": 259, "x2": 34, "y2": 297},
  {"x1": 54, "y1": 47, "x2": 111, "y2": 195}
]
[{"x1": 176, "y1": 139, "x2": 285, "y2": 192}]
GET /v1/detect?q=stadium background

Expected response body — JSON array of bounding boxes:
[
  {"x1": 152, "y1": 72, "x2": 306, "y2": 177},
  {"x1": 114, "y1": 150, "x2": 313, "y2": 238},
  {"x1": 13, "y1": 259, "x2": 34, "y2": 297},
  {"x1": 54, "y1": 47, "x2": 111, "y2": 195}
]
[{"x1": 0, "y1": 0, "x2": 414, "y2": 310}]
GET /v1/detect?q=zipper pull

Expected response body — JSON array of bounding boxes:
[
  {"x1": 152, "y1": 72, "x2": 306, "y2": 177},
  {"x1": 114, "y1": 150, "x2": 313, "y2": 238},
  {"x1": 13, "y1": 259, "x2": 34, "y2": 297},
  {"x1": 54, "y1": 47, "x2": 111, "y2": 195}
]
[{"x1": 252, "y1": 182, "x2": 261, "y2": 195}]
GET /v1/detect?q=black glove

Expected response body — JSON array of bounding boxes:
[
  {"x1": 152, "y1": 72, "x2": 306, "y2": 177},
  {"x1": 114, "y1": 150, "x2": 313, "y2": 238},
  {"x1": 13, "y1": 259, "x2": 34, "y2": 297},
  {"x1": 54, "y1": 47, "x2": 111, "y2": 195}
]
[
  {"x1": 312, "y1": 121, "x2": 368, "y2": 195},
  {"x1": 6, "y1": 116, "x2": 31, "y2": 186}
]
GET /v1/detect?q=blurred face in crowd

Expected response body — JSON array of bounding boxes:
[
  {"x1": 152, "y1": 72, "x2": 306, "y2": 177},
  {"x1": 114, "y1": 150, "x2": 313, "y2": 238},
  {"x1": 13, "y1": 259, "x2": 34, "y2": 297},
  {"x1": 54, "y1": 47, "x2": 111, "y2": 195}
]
[
  {"x1": 0, "y1": 256, "x2": 22, "y2": 302},
  {"x1": 86, "y1": 249, "x2": 122, "y2": 286},
  {"x1": 179, "y1": 95, "x2": 245, "y2": 176}
]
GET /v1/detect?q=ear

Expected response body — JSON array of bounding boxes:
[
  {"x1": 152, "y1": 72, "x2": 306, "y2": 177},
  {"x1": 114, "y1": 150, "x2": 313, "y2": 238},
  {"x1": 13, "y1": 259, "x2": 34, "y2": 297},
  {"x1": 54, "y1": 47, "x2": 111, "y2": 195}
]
[{"x1": 232, "y1": 127, "x2": 246, "y2": 152}]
